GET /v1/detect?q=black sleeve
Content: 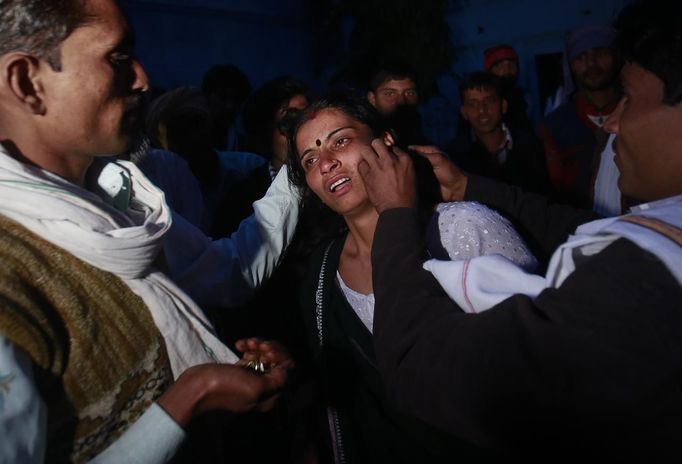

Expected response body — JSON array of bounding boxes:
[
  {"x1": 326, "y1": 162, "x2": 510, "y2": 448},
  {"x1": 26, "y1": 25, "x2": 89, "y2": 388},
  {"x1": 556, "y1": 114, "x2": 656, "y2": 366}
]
[
  {"x1": 371, "y1": 207, "x2": 682, "y2": 453},
  {"x1": 463, "y1": 175, "x2": 599, "y2": 260}
]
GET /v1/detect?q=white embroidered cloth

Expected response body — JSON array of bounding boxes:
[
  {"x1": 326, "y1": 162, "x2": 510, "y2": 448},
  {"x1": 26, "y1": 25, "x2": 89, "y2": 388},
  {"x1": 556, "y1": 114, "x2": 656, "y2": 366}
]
[
  {"x1": 425, "y1": 202, "x2": 541, "y2": 313},
  {"x1": 426, "y1": 196, "x2": 682, "y2": 313},
  {"x1": 434, "y1": 202, "x2": 538, "y2": 270}
]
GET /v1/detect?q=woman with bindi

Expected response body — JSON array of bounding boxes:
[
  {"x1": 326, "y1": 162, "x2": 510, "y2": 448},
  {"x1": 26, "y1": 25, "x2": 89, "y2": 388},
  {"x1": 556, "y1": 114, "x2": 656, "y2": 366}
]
[{"x1": 286, "y1": 95, "x2": 537, "y2": 462}]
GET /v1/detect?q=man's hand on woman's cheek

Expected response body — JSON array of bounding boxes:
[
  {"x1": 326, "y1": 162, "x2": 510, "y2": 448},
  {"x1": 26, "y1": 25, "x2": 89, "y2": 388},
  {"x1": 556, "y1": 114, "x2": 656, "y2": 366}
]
[{"x1": 358, "y1": 138, "x2": 417, "y2": 213}]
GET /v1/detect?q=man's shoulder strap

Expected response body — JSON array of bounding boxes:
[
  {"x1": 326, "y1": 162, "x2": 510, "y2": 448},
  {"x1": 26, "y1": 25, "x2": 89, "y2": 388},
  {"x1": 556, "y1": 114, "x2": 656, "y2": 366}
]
[{"x1": 618, "y1": 215, "x2": 682, "y2": 247}]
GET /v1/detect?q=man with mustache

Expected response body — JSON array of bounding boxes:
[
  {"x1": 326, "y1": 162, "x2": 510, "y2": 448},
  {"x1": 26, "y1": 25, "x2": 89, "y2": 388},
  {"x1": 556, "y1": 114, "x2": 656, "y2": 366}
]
[
  {"x1": 0, "y1": 0, "x2": 295, "y2": 462},
  {"x1": 539, "y1": 25, "x2": 621, "y2": 208},
  {"x1": 359, "y1": 0, "x2": 682, "y2": 458}
]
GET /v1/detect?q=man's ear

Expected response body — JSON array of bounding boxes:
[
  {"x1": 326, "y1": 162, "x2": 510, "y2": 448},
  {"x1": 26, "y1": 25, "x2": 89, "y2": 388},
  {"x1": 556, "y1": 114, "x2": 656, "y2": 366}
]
[
  {"x1": 367, "y1": 91, "x2": 376, "y2": 108},
  {"x1": 2, "y1": 54, "x2": 46, "y2": 115},
  {"x1": 502, "y1": 98, "x2": 508, "y2": 115}
]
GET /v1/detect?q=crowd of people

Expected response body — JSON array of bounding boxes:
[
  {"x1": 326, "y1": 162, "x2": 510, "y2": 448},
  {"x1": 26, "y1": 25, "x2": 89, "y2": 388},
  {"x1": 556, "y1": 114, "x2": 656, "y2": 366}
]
[{"x1": 0, "y1": 0, "x2": 681, "y2": 462}]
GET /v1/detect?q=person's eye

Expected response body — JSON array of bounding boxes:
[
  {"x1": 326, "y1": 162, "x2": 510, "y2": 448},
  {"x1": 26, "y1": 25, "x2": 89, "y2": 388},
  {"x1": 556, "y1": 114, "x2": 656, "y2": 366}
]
[
  {"x1": 303, "y1": 157, "x2": 318, "y2": 169},
  {"x1": 383, "y1": 90, "x2": 395, "y2": 97},
  {"x1": 406, "y1": 90, "x2": 417, "y2": 97},
  {"x1": 109, "y1": 52, "x2": 132, "y2": 67},
  {"x1": 334, "y1": 137, "x2": 350, "y2": 148}
]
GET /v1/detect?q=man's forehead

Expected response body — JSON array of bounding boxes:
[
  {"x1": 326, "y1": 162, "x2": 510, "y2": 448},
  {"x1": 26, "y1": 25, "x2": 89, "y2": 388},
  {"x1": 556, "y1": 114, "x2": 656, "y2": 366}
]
[
  {"x1": 464, "y1": 86, "x2": 497, "y2": 99},
  {"x1": 572, "y1": 47, "x2": 612, "y2": 60},
  {"x1": 378, "y1": 78, "x2": 416, "y2": 90},
  {"x1": 78, "y1": 0, "x2": 131, "y2": 37}
]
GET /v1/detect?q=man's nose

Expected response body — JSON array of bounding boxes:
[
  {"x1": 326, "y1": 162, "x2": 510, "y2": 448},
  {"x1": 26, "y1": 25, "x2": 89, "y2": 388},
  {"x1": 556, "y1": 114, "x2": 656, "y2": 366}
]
[{"x1": 132, "y1": 59, "x2": 150, "y2": 93}]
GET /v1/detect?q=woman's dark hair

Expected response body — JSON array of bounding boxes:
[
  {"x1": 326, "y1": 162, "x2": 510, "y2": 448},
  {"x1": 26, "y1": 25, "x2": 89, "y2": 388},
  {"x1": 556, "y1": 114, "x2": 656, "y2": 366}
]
[{"x1": 285, "y1": 93, "x2": 441, "y2": 261}]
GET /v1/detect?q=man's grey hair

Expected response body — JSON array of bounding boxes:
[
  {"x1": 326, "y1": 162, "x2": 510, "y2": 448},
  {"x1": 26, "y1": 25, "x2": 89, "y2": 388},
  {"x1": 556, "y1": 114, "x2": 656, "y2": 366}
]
[{"x1": 0, "y1": 0, "x2": 92, "y2": 71}]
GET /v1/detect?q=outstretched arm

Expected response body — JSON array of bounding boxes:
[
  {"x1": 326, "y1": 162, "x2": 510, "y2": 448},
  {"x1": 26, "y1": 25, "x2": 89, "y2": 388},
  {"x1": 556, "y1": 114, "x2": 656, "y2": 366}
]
[
  {"x1": 156, "y1": 338, "x2": 293, "y2": 426},
  {"x1": 92, "y1": 338, "x2": 294, "y2": 463},
  {"x1": 410, "y1": 144, "x2": 598, "y2": 259},
  {"x1": 163, "y1": 166, "x2": 301, "y2": 308}
]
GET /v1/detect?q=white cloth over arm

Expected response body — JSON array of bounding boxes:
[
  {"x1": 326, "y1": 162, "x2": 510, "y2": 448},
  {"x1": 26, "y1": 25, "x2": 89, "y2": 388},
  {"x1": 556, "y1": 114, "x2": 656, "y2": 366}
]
[
  {"x1": 0, "y1": 335, "x2": 45, "y2": 464},
  {"x1": 0, "y1": 335, "x2": 185, "y2": 464},
  {"x1": 164, "y1": 165, "x2": 300, "y2": 308},
  {"x1": 136, "y1": 148, "x2": 208, "y2": 231},
  {"x1": 424, "y1": 202, "x2": 543, "y2": 314},
  {"x1": 89, "y1": 403, "x2": 184, "y2": 464},
  {"x1": 424, "y1": 256, "x2": 547, "y2": 314}
]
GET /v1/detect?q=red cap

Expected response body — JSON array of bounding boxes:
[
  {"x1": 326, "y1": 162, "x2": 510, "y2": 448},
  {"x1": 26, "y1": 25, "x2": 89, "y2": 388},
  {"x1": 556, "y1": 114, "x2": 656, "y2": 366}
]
[{"x1": 484, "y1": 45, "x2": 518, "y2": 71}]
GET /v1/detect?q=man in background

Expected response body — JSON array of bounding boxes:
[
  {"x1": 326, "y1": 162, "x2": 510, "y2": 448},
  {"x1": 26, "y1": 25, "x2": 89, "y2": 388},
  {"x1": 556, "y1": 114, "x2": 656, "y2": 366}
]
[
  {"x1": 539, "y1": 26, "x2": 621, "y2": 208},
  {"x1": 484, "y1": 44, "x2": 533, "y2": 132},
  {"x1": 449, "y1": 72, "x2": 549, "y2": 194}
]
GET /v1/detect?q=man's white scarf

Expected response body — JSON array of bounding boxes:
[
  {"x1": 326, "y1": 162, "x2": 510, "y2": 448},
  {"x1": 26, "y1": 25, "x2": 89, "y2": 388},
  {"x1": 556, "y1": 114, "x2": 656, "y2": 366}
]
[{"x1": 0, "y1": 146, "x2": 237, "y2": 378}]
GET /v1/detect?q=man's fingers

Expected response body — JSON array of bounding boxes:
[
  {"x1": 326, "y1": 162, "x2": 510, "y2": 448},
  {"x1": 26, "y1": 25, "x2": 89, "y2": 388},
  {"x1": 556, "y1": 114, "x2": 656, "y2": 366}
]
[
  {"x1": 391, "y1": 145, "x2": 411, "y2": 164},
  {"x1": 235, "y1": 337, "x2": 265, "y2": 353},
  {"x1": 408, "y1": 145, "x2": 448, "y2": 166},
  {"x1": 371, "y1": 138, "x2": 396, "y2": 163},
  {"x1": 358, "y1": 159, "x2": 371, "y2": 180},
  {"x1": 359, "y1": 142, "x2": 382, "y2": 170},
  {"x1": 415, "y1": 149, "x2": 448, "y2": 171},
  {"x1": 408, "y1": 144, "x2": 442, "y2": 155}
]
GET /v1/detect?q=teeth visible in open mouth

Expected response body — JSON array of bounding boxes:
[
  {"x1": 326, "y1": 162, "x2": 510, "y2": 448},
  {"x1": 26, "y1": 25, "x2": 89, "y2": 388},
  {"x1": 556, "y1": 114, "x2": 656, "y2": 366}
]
[{"x1": 330, "y1": 177, "x2": 350, "y2": 192}]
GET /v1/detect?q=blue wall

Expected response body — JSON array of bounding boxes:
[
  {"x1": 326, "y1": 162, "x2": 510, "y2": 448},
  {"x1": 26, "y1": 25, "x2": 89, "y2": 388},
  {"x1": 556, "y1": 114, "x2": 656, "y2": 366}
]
[
  {"x1": 435, "y1": 0, "x2": 632, "y2": 140},
  {"x1": 121, "y1": 0, "x2": 315, "y2": 89},
  {"x1": 123, "y1": 0, "x2": 633, "y2": 145}
]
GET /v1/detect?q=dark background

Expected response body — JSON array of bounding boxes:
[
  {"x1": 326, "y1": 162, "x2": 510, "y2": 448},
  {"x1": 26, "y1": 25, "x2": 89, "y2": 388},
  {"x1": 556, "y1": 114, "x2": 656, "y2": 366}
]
[{"x1": 120, "y1": 0, "x2": 633, "y2": 145}]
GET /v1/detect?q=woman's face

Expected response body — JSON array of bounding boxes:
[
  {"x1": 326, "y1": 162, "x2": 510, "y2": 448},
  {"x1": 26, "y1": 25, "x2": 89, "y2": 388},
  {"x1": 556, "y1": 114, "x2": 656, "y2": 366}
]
[{"x1": 295, "y1": 108, "x2": 376, "y2": 217}]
